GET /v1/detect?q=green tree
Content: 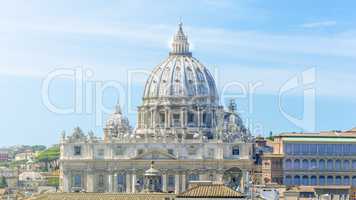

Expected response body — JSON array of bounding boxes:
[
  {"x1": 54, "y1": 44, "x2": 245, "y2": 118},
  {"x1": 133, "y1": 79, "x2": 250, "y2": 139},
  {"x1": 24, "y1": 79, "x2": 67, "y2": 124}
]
[
  {"x1": 36, "y1": 146, "x2": 60, "y2": 171},
  {"x1": 31, "y1": 145, "x2": 47, "y2": 152},
  {"x1": 0, "y1": 176, "x2": 7, "y2": 188}
]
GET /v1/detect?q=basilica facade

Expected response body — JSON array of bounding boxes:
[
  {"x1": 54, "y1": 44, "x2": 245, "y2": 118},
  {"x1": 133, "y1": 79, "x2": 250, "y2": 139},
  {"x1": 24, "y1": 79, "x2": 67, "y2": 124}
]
[{"x1": 59, "y1": 23, "x2": 254, "y2": 194}]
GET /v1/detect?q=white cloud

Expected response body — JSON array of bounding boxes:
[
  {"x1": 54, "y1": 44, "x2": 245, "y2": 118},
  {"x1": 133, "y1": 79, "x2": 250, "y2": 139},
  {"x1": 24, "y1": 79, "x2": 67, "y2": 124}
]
[
  {"x1": 0, "y1": 19, "x2": 355, "y2": 99},
  {"x1": 300, "y1": 20, "x2": 337, "y2": 28}
]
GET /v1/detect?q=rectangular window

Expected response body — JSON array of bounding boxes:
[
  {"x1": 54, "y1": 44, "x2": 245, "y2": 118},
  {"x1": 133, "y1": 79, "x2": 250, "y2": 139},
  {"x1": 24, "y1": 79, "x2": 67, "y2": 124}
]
[
  {"x1": 188, "y1": 112, "x2": 194, "y2": 124},
  {"x1": 168, "y1": 149, "x2": 174, "y2": 155},
  {"x1": 115, "y1": 146, "x2": 124, "y2": 156},
  {"x1": 137, "y1": 149, "x2": 144, "y2": 155},
  {"x1": 98, "y1": 149, "x2": 104, "y2": 156},
  {"x1": 74, "y1": 175, "x2": 81, "y2": 187},
  {"x1": 168, "y1": 175, "x2": 175, "y2": 187},
  {"x1": 173, "y1": 113, "x2": 180, "y2": 127},
  {"x1": 159, "y1": 112, "x2": 165, "y2": 127},
  {"x1": 232, "y1": 147, "x2": 240, "y2": 155},
  {"x1": 74, "y1": 146, "x2": 81, "y2": 156}
]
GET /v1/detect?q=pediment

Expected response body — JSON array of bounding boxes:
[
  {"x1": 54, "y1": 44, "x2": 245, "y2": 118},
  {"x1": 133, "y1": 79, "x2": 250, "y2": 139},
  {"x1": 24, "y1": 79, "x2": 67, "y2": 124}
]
[{"x1": 132, "y1": 149, "x2": 177, "y2": 160}]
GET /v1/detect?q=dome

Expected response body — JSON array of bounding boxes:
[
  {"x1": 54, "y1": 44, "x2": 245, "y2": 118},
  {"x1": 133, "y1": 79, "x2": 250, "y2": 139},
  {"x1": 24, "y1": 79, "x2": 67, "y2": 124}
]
[
  {"x1": 143, "y1": 23, "x2": 218, "y2": 103},
  {"x1": 105, "y1": 102, "x2": 132, "y2": 137},
  {"x1": 223, "y1": 99, "x2": 252, "y2": 142}
]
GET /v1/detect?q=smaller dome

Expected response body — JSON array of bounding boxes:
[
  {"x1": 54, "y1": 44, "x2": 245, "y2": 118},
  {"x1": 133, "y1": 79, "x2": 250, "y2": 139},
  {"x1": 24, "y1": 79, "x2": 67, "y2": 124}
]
[
  {"x1": 105, "y1": 102, "x2": 132, "y2": 136},
  {"x1": 223, "y1": 100, "x2": 251, "y2": 142},
  {"x1": 144, "y1": 161, "x2": 160, "y2": 177}
]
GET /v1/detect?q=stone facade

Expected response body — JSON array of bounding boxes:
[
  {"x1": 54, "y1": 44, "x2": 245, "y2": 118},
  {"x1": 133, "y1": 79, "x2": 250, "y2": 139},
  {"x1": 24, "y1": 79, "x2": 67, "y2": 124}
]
[{"x1": 59, "y1": 23, "x2": 254, "y2": 194}]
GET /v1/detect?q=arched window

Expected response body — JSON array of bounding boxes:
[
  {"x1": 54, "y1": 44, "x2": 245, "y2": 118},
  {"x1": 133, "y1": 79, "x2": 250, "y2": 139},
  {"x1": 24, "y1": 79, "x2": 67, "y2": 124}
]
[
  {"x1": 310, "y1": 159, "x2": 317, "y2": 170},
  {"x1": 302, "y1": 159, "x2": 309, "y2": 169},
  {"x1": 327, "y1": 160, "x2": 333, "y2": 170},
  {"x1": 344, "y1": 160, "x2": 350, "y2": 170},
  {"x1": 294, "y1": 159, "x2": 300, "y2": 169},
  {"x1": 319, "y1": 176, "x2": 325, "y2": 185},
  {"x1": 335, "y1": 160, "x2": 342, "y2": 170},
  {"x1": 302, "y1": 176, "x2": 309, "y2": 185},
  {"x1": 310, "y1": 176, "x2": 317, "y2": 185},
  {"x1": 285, "y1": 159, "x2": 292, "y2": 169},
  {"x1": 335, "y1": 176, "x2": 342, "y2": 185},
  {"x1": 327, "y1": 176, "x2": 334, "y2": 185},
  {"x1": 343, "y1": 176, "x2": 350, "y2": 185},
  {"x1": 352, "y1": 176, "x2": 356, "y2": 186},
  {"x1": 285, "y1": 176, "x2": 292, "y2": 185},
  {"x1": 319, "y1": 159, "x2": 325, "y2": 170},
  {"x1": 294, "y1": 175, "x2": 300, "y2": 185},
  {"x1": 352, "y1": 160, "x2": 356, "y2": 169}
]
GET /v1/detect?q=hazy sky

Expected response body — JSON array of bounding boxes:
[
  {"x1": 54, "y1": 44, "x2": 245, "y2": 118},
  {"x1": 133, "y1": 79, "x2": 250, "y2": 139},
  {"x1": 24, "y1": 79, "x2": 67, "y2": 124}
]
[{"x1": 1, "y1": 0, "x2": 356, "y2": 146}]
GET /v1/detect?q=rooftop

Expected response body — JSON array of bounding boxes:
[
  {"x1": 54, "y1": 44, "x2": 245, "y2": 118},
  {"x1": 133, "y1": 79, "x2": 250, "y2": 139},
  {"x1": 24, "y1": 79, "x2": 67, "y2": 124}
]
[
  {"x1": 177, "y1": 184, "x2": 245, "y2": 198},
  {"x1": 30, "y1": 193, "x2": 174, "y2": 200}
]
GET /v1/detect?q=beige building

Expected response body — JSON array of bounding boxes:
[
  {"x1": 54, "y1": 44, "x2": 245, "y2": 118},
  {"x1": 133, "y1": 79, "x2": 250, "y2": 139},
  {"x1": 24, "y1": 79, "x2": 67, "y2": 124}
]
[
  {"x1": 262, "y1": 129, "x2": 356, "y2": 199},
  {"x1": 59, "y1": 23, "x2": 254, "y2": 194}
]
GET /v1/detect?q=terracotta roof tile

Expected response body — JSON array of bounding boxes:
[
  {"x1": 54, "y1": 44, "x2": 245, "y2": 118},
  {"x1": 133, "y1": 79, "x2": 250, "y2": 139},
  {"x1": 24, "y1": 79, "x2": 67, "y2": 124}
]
[{"x1": 177, "y1": 184, "x2": 244, "y2": 198}]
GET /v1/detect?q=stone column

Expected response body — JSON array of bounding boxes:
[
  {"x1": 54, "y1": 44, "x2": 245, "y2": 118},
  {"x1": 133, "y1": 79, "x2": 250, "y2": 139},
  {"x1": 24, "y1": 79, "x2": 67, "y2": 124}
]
[
  {"x1": 197, "y1": 108, "x2": 201, "y2": 127},
  {"x1": 165, "y1": 109, "x2": 169, "y2": 128},
  {"x1": 150, "y1": 110, "x2": 154, "y2": 128},
  {"x1": 180, "y1": 108, "x2": 185, "y2": 127},
  {"x1": 86, "y1": 172, "x2": 94, "y2": 192},
  {"x1": 175, "y1": 174, "x2": 180, "y2": 194},
  {"x1": 126, "y1": 173, "x2": 131, "y2": 193},
  {"x1": 132, "y1": 173, "x2": 137, "y2": 193},
  {"x1": 162, "y1": 173, "x2": 167, "y2": 192},
  {"x1": 167, "y1": 109, "x2": 171, "y2": 128},
  {"x1": 63, "y1": 171, "x2": 70, "y2": 192},
  {"x1": 113, "y1": 173, "x2": 118, "y2": 192},
  {"x1": 108, "y1": 174, "x2": 113, "y2": 192},
  {"x1": 240, "y1": 170, "x2": 247, "y2": 194},
  {"x1": 181, "y1": 173, "x2": 186, "y2": 192},
  {"x1": 216, "y1": 173, "x2": 223, "y2": 182}
]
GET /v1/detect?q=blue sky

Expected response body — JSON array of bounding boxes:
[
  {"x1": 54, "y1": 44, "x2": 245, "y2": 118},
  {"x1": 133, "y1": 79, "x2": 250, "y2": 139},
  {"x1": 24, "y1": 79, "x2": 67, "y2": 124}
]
[{"x1": 1, "y1": 0, "x2": 356, "y2": 146}]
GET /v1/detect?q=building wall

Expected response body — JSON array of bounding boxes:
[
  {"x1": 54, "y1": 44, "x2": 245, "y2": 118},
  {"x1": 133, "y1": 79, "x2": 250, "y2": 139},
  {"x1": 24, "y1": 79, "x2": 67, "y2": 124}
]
[
  {"x1": 283, "y1": 142, "x2": 356, "y2": 187},
  {"x1": 60, "y1": 136, "x2": 253, "y2": 193}
]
